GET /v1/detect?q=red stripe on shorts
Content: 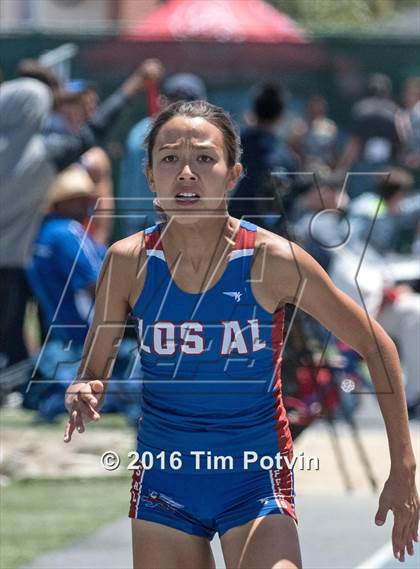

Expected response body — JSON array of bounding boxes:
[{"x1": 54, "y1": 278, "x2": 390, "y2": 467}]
[{"x1": 128, "y1": 463, "x2": 144, "y2": 518}]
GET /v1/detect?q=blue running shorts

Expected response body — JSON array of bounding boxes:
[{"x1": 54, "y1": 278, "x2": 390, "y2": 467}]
[{"x1": 128, "y1": 465, "x2": 297, "y2": 539}]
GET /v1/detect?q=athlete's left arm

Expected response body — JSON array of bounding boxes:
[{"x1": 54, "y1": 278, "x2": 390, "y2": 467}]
[{"x1": 270, "y1": 240, "x2": 419, "y2": 562}]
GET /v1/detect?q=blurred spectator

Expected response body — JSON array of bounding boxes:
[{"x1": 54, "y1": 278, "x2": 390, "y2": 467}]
[
  {"x1": 25, "y1": 167, "x2": 139, "y2": 422},
  {"x1": 0, "y1": 63, "x2": 157, "y2": 369},
  {"x1": 118, "y1": 70, "x2": 206, "y2": 237},
  {"x1": 293, "y1": 171, "x2": 349, "y2": 271},
  {"x1": 397, "y1": 76, "x2": 420, "y2": 173},
  {"x1": 294, "y1": 170, "x2": 420, "y2": 417},
  {"x1": 229, "y1": 83, "x2": 305, "y2": 227},
  {"x1": 17, "y1": 59, "x2": 60, "y2": 92},
  {"x1": 26, "y1": 166, "x2": 104, "y2": 342},
  {"x1": 338, "y1": 73, "x2": 402, "y2": 197},
  {"x1": 289, "y1": 95, "x2": 339, "y2": 169},
  {"x1": 0, "y1": 79, "x2": 52, "y2": 369},
  {"x1": 330, "y1": 242, "x2": 420, "y2": 419},
  {"x1": 348, "y1": 168, "x2": 420, "y2": 255},
  {"x1": 44, "y1": 78, "x2": 113, "y2": 245}
]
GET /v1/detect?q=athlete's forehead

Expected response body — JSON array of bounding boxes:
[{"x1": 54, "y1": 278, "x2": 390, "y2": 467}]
[{"x1": 155, "y1": 115, "x2": 224, "y2": 151}]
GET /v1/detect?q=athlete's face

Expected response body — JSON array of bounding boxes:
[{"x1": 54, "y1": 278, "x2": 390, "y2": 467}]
[{"x1": 147, "y1": 116, "x2": 242, "y2": 224}]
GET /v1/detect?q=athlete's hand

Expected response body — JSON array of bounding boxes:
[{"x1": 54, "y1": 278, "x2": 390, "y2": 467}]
[
  {"x1": 63, "y1": 380, "x2": 104, "y2": 443},
  {"x1": 375, "y1": 470, "x2": 419, "y2": 562}
]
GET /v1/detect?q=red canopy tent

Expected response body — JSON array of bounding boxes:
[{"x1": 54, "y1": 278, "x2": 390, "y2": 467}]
[
  {"x1": 124, "y1": 0, "x2": 307, "y2": 43},
  {"x1": 84, "y1": 0, "x2": 325, "y2": 82}
]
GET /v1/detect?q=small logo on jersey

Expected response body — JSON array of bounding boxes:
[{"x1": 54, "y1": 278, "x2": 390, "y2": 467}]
[{"x1": 223, "y1": 291, "x2": 242, "y2": 302}]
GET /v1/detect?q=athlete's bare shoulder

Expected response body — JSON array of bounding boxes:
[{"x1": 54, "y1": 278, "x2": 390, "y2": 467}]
[
  {"x1": 99, "y1": 231, "x2": 148, "y2": 310},
  {"x1": 252, "y1": 226, "x2": 303, "y2": 310},
  {"x1": 254, "y1": 226, "x2": 301, "y2": 282},
  {"x1": 108, "y1": 231, "x2": 146, "y2": 259},
  {"x1": 254, "y1": 226, "x2": 296, "y2": 262}
]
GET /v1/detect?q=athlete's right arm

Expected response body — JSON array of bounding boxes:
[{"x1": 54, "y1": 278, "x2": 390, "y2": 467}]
[{"x1": 64, "y1": 235, "x2": 146, "y2": 442}]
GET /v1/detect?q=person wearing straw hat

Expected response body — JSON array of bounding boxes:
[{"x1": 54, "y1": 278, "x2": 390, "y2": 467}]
[
  {"x1": 27, "y1": 165, "x2": 104, "y2": 346},
  {"x1": 24, "y1": 166, "x2": 104, "y2": 422},
  {"x1": 28, "y1": 167, "x2": 142, "y2": 424}
]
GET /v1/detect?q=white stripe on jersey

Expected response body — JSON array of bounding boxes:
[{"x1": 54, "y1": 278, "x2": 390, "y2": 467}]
[
  {"x1": 147, "y1": 249, "x2": 165, "y2": 261},
  {"x1": 229, "y1": 248, "x2": 254, "y2": 261}
]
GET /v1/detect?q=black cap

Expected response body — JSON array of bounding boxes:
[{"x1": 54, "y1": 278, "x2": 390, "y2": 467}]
[{"x1": 162, "y1": 73, "x2": 206, "y2": 102}]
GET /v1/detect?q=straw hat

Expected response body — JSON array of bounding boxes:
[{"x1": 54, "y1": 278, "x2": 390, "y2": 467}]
[{"x1": 47, "y1": 166, "x2": 96, "y2": 206}]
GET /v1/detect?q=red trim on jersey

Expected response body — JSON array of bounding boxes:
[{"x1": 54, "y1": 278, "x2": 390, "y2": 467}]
[
  {"x1": 145, "y1": 227, "x2": 164, "y2": 251},
  {"x1": 271, "y1": 307, "x2": 295, "y2": 508},
  {"x1": 233, "y1": 223, "x2": 256, "y2": 251},
  {"x1": 128, "y1": 463, "x2": 145, "y2": 518}
]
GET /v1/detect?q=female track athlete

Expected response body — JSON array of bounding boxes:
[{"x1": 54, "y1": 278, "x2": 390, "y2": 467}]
[{"x1": 64, "y1": 101, "x2": 418, "y2": 568}]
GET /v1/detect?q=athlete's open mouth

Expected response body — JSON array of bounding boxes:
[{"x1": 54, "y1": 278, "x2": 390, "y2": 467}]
[{"x1": 175, "y1": 192, "x2": 200, "y2": 203}]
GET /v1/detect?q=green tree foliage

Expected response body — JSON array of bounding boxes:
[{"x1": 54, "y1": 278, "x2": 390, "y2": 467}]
[{"x1": 268, "y1": 0, "x2": 419, "y2": 33}]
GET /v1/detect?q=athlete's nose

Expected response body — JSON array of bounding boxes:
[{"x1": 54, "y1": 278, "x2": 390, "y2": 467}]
[{"x1": 177, "y1": 164, "x2": 198, "y2": 183}]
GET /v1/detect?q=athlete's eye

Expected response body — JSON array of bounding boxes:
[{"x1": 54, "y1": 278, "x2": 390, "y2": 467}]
[
  {"x1": 197, "y1": 155, "x2": 214, "y2": 163},
  {"x1": 162, "y1": 155, "x2": 177, "y2": 163}
]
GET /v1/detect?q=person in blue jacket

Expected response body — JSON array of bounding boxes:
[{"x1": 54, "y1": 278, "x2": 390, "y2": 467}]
[{"x1": 27, "y1": 166, "x2": 139, "y2": 421}]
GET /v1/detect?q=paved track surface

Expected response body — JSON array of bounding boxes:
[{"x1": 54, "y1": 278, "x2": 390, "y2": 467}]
[
  {"x1": 24, "y1": 493, "x2": 419, "y2": 569},
  {"x1": 24, "y1": 399, "x2": 420, "y2": 569}
]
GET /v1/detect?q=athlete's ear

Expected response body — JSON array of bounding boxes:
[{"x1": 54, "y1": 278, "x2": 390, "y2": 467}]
[
  {"x1": 146, "y1": 165, "x2": 156, "y2": 193},
  {"x1": 226, "y1": 163, "x2": 243, "y2": 191}
]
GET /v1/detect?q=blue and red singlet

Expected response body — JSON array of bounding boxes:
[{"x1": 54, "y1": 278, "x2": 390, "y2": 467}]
[{"x1": 128, "y1": 220, "x2": 296, "y2": 538}]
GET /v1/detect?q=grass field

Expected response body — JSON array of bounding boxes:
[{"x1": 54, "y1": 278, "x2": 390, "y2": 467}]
[
  {"x1": 0, "y1": 475, "x2": 132, "y2": 569},
  {"x1": 0, "y1": 405, "x2": 135, "y2": 569},
  {"x1": 0, "y1": 405, "x2": 132, "y2": 431}
]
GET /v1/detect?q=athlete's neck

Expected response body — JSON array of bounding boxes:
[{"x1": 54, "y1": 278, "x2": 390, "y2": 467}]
[{"x1": 161, "y1": 215, "x2": 239, "y2": 262}]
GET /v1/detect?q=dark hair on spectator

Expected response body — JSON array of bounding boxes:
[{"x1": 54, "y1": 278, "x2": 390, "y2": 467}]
[
  {"x1": 252, "y1": 83, "x2": 284, "y2": 122},
  {"x1": 367, "y1": 73, "x2": 392, "y2": 99},
  {"x1": 145, "y1": 100, "x2": 242, "y2": 168},
  {"x1": 17, "y1": 59, "x2": 60, "y2": 91},
  {"x1": 378, "y1": 168, "x2": 414, "y2": 201}
]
